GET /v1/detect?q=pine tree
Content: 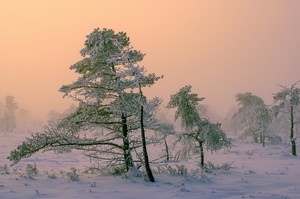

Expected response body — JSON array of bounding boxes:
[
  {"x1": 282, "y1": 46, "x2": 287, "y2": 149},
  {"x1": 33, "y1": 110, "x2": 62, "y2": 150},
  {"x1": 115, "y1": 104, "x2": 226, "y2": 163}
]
[
  {"x1": 231, "y1": 92, "x2": 272, "y2": 146},
  {"x1": 8, "y1": 28, "x2": 162, "y2": 178},
  {"x1": 167, "y1": 85, "x2": 231, "y2": 168},
  {"x1": 273, "y1": 81, "x2": 300, "y2": 156}
]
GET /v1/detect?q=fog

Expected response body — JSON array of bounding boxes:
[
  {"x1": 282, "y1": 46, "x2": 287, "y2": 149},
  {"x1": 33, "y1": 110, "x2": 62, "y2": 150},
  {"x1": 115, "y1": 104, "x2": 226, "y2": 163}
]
[{"x1": 1, "y1": 1, "x2": 300, "y2": 121}]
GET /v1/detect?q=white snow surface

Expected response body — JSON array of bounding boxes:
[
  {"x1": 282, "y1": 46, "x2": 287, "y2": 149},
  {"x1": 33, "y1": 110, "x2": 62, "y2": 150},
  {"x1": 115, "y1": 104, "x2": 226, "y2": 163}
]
[{"x1": 1, "y1": 132, "x2": 300, "y2": 199}]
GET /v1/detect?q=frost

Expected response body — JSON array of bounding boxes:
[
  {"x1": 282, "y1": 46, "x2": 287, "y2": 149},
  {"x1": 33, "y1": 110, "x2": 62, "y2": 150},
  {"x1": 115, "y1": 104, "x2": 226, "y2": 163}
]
[{"x1": 167, "y1": 85, "x2": 231, "y2": 167}]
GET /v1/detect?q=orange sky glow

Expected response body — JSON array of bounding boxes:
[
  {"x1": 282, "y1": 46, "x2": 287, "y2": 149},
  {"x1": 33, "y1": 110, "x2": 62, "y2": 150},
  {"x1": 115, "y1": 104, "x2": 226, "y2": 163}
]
[{"x1": 1, "y1": 1, "x2": 300, "y2": 120}]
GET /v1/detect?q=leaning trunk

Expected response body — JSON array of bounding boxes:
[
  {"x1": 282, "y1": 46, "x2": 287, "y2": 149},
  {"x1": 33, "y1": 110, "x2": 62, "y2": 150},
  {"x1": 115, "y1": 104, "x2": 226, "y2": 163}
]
[
  {"x1": 164, "y1": 138, "x2": 170, "y2": 162},
  {"x1": 121, "y1": 114, "x2": 134, "y2": 170},
  {"x1": 139, "y1": 84, "x2": 155, "y2": 182},
  {"x1": 290, "y1": 105, "x2": 297, "y2": 156}
]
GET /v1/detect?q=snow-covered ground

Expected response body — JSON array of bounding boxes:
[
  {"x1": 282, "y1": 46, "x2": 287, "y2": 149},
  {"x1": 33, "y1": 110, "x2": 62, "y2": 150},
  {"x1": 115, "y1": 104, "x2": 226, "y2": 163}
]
[{"x1": 1, "y1": 132, "x2": 300, "y2": 199}]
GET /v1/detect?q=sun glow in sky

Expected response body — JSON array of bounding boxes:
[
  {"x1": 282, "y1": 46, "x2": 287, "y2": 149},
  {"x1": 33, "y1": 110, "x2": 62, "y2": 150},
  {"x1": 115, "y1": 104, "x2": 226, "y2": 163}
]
[{"x1": 1, "y1": 1, "x2": 300, "y2": 119}]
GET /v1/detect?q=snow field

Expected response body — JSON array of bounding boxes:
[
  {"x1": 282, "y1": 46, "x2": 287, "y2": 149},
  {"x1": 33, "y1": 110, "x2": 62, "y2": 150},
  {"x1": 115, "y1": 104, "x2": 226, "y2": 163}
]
[{"x1": 1, "y1": 132, "x2": 300, "y2": 199}]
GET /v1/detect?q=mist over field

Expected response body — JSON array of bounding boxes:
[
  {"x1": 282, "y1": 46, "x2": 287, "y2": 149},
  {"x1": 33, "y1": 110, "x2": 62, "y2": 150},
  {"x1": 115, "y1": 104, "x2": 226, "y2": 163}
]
[{"x1": 1, "y1": 1, "x2": 300, "y2": 119}]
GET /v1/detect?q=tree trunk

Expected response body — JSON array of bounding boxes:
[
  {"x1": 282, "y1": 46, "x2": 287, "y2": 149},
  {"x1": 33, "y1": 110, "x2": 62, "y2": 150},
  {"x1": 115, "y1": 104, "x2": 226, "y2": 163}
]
[
  {"x1": 140, "y1": 105, "x2": 155, "y2": 182},
  {"x1": 199, "y1": 140, "x2": 204, "y2": 168},
  {"x1": 262, "y1": 130, "x2": 265, "y2": 148},
  {"x1": 121, "y1": 114, "x2": 134, "y2": 170},
  {"x1": 290, "y1": 105, "x2": 297, "y2": 156},
  {"x1": 164, "y1": 138, "x2": 170, "y2": 162},
  {"x1": 253, "y1": 136, "x2": 258, "y2": 143},
  {"x1": 139, "y1": 84, "x2": 155, "y2": 182}
]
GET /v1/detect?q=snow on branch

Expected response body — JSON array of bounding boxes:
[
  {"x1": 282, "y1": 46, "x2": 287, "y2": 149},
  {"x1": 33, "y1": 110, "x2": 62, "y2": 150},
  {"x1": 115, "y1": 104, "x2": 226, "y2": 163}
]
[{"x1": 8, "y1": 123, "x2": 123, "y2": 165}]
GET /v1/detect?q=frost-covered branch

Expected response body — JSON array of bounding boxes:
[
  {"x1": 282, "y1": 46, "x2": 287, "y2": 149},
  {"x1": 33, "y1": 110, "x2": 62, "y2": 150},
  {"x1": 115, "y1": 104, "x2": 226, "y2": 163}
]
[{"x1": 8, "y1": 124, "x2": 123, "y2": 164}]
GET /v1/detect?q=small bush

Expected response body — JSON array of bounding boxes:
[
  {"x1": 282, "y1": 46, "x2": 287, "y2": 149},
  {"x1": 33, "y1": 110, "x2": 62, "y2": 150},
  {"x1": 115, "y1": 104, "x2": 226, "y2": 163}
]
[
  {"x1": 204, "y1": 161, "x2": 233, "y2": 171},
  {"x1": 0, "y1": 164, "x2": 10, "y2": 175},
  {"x1": 66, "y1": 167, "x2": 80, "y2": 182},
  {"x1": 110, "y1": 166, "x2": 128, "y2": 176},
  {"x1": 44, "y1": 170, "x2": 58, "y2": 179},
  {"x1": 268, "y1": 135, "x2": 282, "y2": 144},
  {"x1": 25, "y1": 163, "x2": 38, "y2": 178},
  {"x1": 153, "y1": 164, "x2": 188, "y2": 177},
  {"x1": 83, "y1": 164, "x2": 102, "y2": 175}
]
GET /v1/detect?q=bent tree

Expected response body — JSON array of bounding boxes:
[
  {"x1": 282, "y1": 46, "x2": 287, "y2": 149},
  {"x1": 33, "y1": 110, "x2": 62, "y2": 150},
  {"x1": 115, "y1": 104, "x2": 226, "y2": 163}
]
[
  {"x1": 273, "y1": 81, "x2": 300, "y2": 156},
  {"x1": 8, "y1": 28, "x2": 162, "y2": 180},
  {"x1": 167, "y1": 85, "x2": 231, "y2": 168}
]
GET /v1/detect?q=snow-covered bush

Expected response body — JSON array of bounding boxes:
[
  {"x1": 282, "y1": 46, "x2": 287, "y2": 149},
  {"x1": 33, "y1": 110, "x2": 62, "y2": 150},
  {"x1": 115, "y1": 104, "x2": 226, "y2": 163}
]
[
  {"x1": 0, "y1": 164, "x2": 9, "y2": 175},
  {"x1": 204, "y1": 161, "x2": 233, "y2": 171},
  {"x1": 66, "y1": 167, "x2": 80, "y2": 182},
  {"x1": 153, "y1": 164, "x2": 188, "y2": 177},
  {"x1": 25, "y1": 163, "x2": 38, "y2": 178}
]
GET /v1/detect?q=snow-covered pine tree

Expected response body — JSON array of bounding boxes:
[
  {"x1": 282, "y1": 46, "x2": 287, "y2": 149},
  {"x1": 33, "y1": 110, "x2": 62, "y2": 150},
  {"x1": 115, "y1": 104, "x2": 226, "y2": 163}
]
[
  {"x1": 59, "y1": 28, "x2": 143, "y2": 171},
  {"x1": 273, "y1": 81, "x2": 300, "y2": 156},
  {"x1": 8, "y1": 29, "x2": 164, "y2": 177},
  {"x1": 167, "y1": 85, "x2": 231, "y2": 168},
  {"x1": 231, "y1": 92, "x2": 272, "y2": 146}
]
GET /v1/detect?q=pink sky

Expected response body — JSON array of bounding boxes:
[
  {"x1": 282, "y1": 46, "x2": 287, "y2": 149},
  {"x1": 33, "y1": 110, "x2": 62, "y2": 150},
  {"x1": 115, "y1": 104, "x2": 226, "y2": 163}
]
[{"x1": 1, "y1": 1, "x2": 300, "y2": 119}]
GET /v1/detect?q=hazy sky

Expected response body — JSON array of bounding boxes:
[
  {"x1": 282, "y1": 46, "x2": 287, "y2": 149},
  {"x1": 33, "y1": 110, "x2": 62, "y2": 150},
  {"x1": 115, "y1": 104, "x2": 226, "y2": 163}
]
[{"x1": 1, "y1": 1, "x2": 300, "y2": 119}]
